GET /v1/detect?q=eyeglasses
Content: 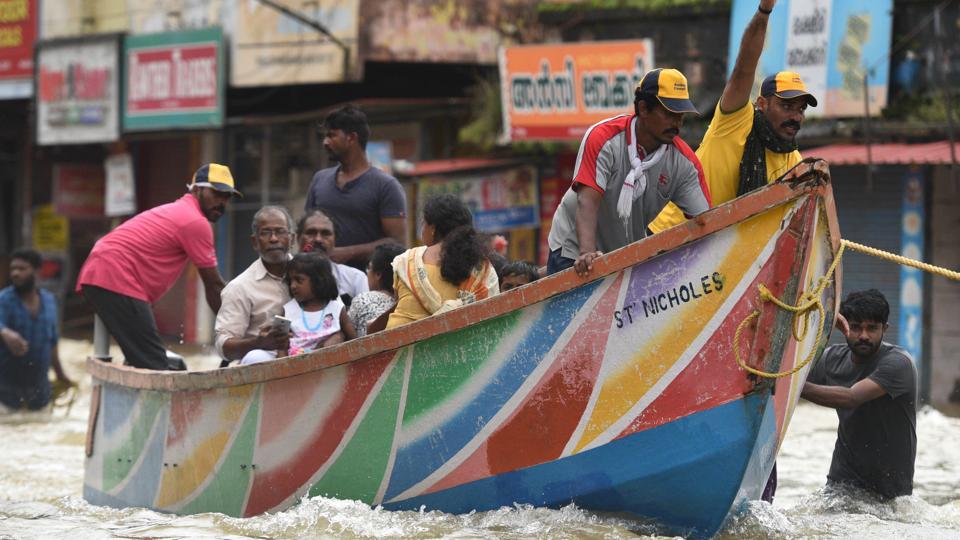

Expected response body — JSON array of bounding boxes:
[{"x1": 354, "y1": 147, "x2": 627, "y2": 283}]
[{"x1": 258, "y1": 228, "x2": 290, "y2": 239}]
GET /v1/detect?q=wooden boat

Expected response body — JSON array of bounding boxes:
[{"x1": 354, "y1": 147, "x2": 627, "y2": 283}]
[{"x1": 83, "y1": 167, "x2": 840, "y2": 539}]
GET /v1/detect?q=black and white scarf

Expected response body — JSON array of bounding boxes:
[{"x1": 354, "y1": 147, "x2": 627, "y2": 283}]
[{"x1": 736, "y1": 109, "x2": 798, "y2": 196}]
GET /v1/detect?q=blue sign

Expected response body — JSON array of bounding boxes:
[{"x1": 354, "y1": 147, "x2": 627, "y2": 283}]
[
  {"x1": 728, "y1": 0, "x2": 893, "y2": 118},
  {"x1": 898, "y1": 168, "x2": 924, "y2": 365}
]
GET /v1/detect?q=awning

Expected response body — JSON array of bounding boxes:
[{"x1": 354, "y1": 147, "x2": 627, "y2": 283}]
[
  {"x1": 804, "y1": 141, "x2": 960, "y2": 165},
  {"x1": 395, "y1": 157, "x2": 528, "y2": 177}
]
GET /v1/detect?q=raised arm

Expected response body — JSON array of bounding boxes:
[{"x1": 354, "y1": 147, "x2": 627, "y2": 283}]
[{"x1": 720, "y1": 0, "x2": 776, "y2": 113}]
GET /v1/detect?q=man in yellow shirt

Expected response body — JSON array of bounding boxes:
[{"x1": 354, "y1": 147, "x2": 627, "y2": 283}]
[{"x1": 649, "y1": 0, "x2": 817, "y2": 234}]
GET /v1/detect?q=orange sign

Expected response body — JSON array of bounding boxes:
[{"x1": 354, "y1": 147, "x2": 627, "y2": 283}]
[{"x1": 499, "y1": 40, "x2": 654, "y2": 141}]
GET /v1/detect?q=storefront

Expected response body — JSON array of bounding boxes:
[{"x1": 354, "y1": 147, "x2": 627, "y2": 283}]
[
  {"x1": 395, "y1": 158, "x2": 542, "y2": 262},
  {"x1": 32, "y1": 29, "x2": 226, "y2": 343}
]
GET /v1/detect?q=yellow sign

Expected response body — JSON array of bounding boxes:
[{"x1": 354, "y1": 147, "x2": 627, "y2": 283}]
[{"x1": 32, "y1": 204, "x2": 69, "y2": 252}]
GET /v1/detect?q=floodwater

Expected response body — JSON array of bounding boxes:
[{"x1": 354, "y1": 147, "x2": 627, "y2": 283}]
[{"x1": 1, "y1": 340, "x2": 958, "y2": 539}]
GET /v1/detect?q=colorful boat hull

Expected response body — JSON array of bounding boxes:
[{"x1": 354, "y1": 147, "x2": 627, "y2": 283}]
[{"x1": 84, "y1": 177, "x2": 840, "y2": 538}]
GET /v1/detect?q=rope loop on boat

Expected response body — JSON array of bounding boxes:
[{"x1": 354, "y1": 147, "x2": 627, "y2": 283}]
[{"x1": 734, "y1": 239, "x2": 959, "y2": 379}]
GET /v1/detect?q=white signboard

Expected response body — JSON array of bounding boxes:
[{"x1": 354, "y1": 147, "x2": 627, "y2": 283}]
[
  {"x1": 784, "y1": 0, "x2": 831, "y2": 112},
  {"x1": 104, "y1": 153, "x2": 136, "y2": 217},
  {"x1": 36, "y1": 38, "x2": 120, "y2": 145}
]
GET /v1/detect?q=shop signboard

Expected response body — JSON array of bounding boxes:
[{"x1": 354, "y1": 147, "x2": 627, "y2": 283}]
[
  {"x1": 104, "y1": 153, "x2": 136, "y2": 216},
  {"x1": 232, "y1": 0, "x2": 360, "y2": 87},
  {"x1": 899, "y1": 168, "x2": 924, "y2": 365},
  {"x1": 53, "y1": 163, "x2": 105, "y2": 218},
  {"x1": 36, "y1": 37, "x2": 120, "y2": 145},
  {"x1": 124, "y1": 27, "x2": 224, "y2": 130},
  {"x1": 32, "y1": 204, "x2": 68, "y2": 252},
  {"x1": 417, "y1": 166, "x2": 539, "y2": 233},
  {"x1": 499, "y1": 40, "x2": 654, "y2": 141},
  {"x1": 728, "y1": 0, "x2": 892, "y2": 117},
  {"x1": 0, "y1": 0, "x2": 36, "y2": 98}
]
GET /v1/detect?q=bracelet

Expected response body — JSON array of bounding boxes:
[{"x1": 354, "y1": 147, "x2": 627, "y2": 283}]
[{"x1": 758, "y1": 5, "x2": 772, "y2": 15}]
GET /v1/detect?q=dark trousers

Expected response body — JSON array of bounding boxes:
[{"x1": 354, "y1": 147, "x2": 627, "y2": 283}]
[
  {"x1": 81, "y1": 285, "x2": 183, "y2": 371},
  {"x1": 546, "y1": 248, "x2": 575, "y2": 275}
]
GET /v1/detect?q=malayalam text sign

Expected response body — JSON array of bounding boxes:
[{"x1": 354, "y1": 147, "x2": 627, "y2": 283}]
[
  {"x1": 499, "y1": 40, "x2": 654, "y2": 141},
  {"x1": 124, "y1": 27, "x2": 224, "y2": 130},
  {"x1": 53, "y1": 163, "x2": 105, "y2": 218},
  {"x1": 728, "y1": 0, "x2": 892, "y2": 118}
]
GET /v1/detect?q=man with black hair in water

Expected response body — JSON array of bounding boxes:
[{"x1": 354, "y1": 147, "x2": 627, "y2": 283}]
[
  {"x1": 802, "y1": 290, "x2": 918, "y2": 500},
  {"x1": 649, "y1": 0, "x2": 816, "y2": 236}
]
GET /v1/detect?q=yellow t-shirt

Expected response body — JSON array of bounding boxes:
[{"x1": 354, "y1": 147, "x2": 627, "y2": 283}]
[
  {"x1": 386, "y1": 263, "x2": 460, "y2": 329},
  {"x1": 648, "y1": 102, "x2": 803, "y2": 233}
]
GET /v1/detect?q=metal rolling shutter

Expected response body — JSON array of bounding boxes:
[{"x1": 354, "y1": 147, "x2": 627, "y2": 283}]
[{"x1": 828, "y1": 165, "x2": 904, "y2": 345}]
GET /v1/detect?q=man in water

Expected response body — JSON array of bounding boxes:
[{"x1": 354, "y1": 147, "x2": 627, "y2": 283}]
[
  {"x1": 77, "y1": 163, "x2": 239, "y2": 370},
  {"x1": 0, "y1": 248, "x2": 72, "y2": 411},
  {"x1": 802, "y1": 289, "x2": 918, "y2": 499},
  {"x1": 649, "y1": 0, "x2": 816, "y2": 234}
]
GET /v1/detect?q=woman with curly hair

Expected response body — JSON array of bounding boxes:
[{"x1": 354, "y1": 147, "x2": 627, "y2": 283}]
[{"x1": 386, "y1": 194, "x2": 499, "y2": 329}]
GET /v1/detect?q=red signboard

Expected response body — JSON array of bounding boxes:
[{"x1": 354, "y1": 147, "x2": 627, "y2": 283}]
[
  {"x1": 127, "y1": 43, "x2": 218, "y2": 113},
  {"x1": 53, "y1": 164, "x2": 105, "y2": 218},
  {"x1": 0, "y1": 0, "x2": 36, "y2": 80}
]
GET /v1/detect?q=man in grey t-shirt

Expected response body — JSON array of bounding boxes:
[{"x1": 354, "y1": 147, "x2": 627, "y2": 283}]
[
  {"x1": 802, "y1": 289, "x2": 918, "y2": 499},
  {"x1": 306, "y1": 105, "x2": 407, "y2": 270},
  {"x1": 546, "y1": 68, "x2": 711, "y2": 277}
]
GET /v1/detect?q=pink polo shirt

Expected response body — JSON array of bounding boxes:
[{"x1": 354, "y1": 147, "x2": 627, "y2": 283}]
[{"x1": 77, "y1": 194, "x2": 218, "y2": 303}]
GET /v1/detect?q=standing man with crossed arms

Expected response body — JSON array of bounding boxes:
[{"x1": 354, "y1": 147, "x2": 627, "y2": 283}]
[{"x1": 649, "y1": 0, "x2": 817, "y2": 235}]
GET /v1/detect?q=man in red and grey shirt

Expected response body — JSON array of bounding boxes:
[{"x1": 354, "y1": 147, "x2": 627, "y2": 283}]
[{"x1": 546, "y1": 68, "x2": 712, "y2": 276}]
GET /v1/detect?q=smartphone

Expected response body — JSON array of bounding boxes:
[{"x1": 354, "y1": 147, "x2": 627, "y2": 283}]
[{"x1": 272, "y1": 315, "x2": 292, "y2": 333}]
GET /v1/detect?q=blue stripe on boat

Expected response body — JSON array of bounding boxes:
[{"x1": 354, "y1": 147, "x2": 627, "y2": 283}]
[
  {"x1": 384, "y1": 279, "x2": 605, "y2": 501},
  {"x1": 112, "y1": 405, "x2": 169, "y2": 505},
  {"x1": 384, "y1": 392, "x2": 768, "y2": 540}
]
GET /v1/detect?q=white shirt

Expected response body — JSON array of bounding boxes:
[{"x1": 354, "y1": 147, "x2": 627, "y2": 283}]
[
  {"x1": 214, "y1": 257, "x2": 291, "y2": 358},
  {"x1": 334, "y1": 262, "x2": 369, "y2": 299}
]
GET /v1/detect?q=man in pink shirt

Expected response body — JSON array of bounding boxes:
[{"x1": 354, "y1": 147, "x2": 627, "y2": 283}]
[{"x1": 77, "y1": 163, "x2": 240, "y2": 370}]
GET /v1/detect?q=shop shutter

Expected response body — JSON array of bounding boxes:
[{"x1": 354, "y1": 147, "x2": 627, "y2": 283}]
[{"x1": 828, "y1": 165, "x2": 904, "y2": 345}]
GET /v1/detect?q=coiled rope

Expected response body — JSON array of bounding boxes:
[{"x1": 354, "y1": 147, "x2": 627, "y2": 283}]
[{"x1": 734, "y1": 239, "x2": 960, "y2": 379}]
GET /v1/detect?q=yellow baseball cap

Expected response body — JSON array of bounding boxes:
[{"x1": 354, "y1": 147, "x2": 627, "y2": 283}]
[
  {"x1": 760, "y1": 71, "x2": 818, "y2": 107},
  {"x1": 636, "y1": 68, "x2": 699, "y2": 114},
  {"x1": 188, "y1": 163, "x2": 243, "y2": 197}
]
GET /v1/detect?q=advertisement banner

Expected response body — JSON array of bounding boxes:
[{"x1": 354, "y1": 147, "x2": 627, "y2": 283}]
[
  {"x1": 0, "y1": 0, "x2": 35, "y2": 83},
  {"x1": 104, "y1": 153, "x2": 136, "y2": 217},
  {"x1": 899, "y1": 168, "x2": 924, "y2": 365},
  {"x1": 36, "y1": 37, "x2": 120, "y2": 145},
  {"x1": 232, "y1": 0, "x2": 360, "y2": 87},
  {"x1": 418, "y1": 166, "x2": 539, "y2": 233},
  {"x1": 728, "y1": 0, "x2": 892, "y2": 118},
  {"x1": 499, "y1": 40, "x2": 654, "y2": 142},
  {"x1": 124, "y1": 27, "x2": 224, "y2": 130},
  {"x1": 53, "y1": 163, "x2": 105, "y2": 218},
  {"x1": 365, "y1": 0, "x2": 505, "y2": 64},
  {"x1": 31, "y1": 204, "x2": 69, "y2": 252}
]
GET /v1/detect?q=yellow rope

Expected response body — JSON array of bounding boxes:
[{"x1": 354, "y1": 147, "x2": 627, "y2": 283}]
[
  {"x1": 733, "y1": 238, "x2": 959, "y2": 379},
  {"x1": 840, "y1": 239, "x2": 960, "y2": 281}
]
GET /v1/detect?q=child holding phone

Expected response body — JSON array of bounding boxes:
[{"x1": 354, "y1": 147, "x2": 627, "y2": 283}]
[{"x1": 284, "y1": 252, "x2": 356, "y2": 356}]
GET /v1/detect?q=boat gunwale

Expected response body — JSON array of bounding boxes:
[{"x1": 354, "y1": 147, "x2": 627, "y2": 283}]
[{"x1": 86, "y1": 178, "x2": 836, "y2": 392}]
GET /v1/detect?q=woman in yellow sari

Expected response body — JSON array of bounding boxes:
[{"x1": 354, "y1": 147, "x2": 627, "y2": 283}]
[{"x1": 386, "y1": 194, "x2": 499, "y2": 329}]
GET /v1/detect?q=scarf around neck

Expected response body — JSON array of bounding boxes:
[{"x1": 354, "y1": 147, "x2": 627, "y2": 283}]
[
  {"x1": 617, "y1": 116, "x2": 667, "y2": 232},
  {"x1": 737, "y1": 109, "x2": 798, "y2": 196}
]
